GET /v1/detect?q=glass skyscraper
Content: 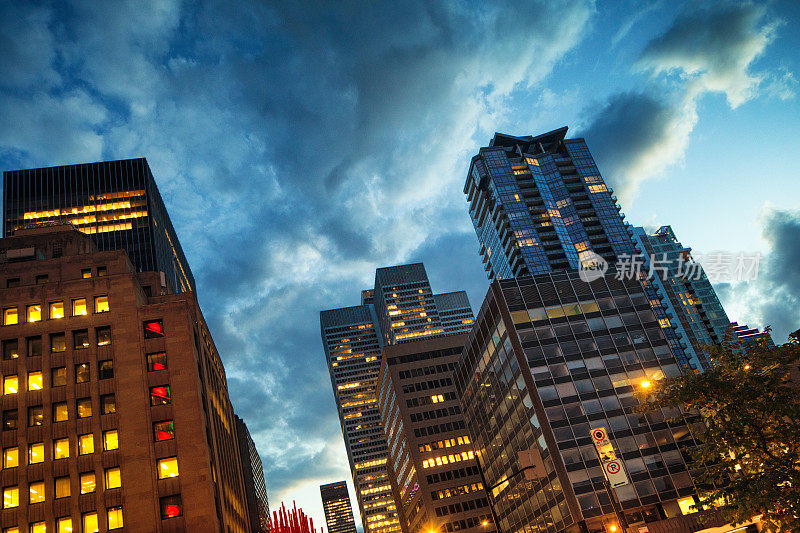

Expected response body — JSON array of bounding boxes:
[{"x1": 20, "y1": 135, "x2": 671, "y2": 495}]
[
  {"x1": 3, "y1": 158, "x2": 195, "y2": 293},
  {"x1": 456, "y1": 129, "x2": 708, "y2": 533},
  {"x1": 320, "y1": 264, "x2": 474, "y2": 533},
  {"x1": 321, "y1": 481, "x2": 358, "y2": 533}
]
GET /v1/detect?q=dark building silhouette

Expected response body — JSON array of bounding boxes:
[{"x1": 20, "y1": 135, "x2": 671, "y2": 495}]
[
  {"x1": 3, "y1": 158, "x2": 195, "y2": 293},
  {"x1": 320, "y1": 481, "x2": 357, "y2": 533}
]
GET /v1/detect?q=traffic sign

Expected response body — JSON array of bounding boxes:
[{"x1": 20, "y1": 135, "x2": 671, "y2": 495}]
[
  {"x1": 591, "y1": 427, "x2": 610, "y2": 447},
  {"x1": 602, "y1": 459, "x2": 629, "y2": 488}
]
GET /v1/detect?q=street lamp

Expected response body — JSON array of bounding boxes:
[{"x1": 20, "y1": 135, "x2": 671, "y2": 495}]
[{"x1": 640, "y1": 380, "x2": 651, "y2": 389}]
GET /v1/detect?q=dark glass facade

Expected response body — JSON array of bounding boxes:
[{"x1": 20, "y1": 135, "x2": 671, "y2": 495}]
[
  {"x1": 454, "y1": 271, "x2": 706, "y2": 533},
  {"x1": 236, "y1": 415, "x2": 270, "y2": 533},
  {"x1": 3, "y1": 158, "x2": 195, "y2": 293},
  {"x1": 321, "y1": 481, "x2": 358, "y2": 533},
  {"x1": 464, "y1": 128, "x2": 634, "y2": 280}
]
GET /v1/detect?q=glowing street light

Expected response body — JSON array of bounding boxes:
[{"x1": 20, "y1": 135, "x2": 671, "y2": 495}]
[{"x1": 640, "y1": 380, "x2": 651, "y2": 389}]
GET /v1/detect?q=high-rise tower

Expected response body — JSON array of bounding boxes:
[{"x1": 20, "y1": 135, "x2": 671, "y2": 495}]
[
  {"x1": 320, "y1": 264, "x2": 473, "y2": 533},
  {"x1": 320, "y1": 481, "x2": 358, "y2": 533},
  {"x1": 3, "y1": 158, "x2": 195, "y2": 293}
]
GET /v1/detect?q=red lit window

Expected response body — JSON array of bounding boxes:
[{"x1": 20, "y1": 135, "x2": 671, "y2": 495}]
[
  {"x1": 154, "y1": 420, "x2": 175, "y2": 441},
  {"x1": 147, "y1": 352, "x2": 167, "y2": 371},
  {"x1": 160, "y1": 495, "x2": 182, "y2": 519},
  {"x1": 143, "y1": 320, "x2": 164, "y2": 339},
  {"x1": 150, "y1": 386, "x2": 171, "y2": 406}
]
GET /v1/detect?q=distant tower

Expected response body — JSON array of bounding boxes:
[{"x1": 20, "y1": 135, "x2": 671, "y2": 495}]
[{"x1": 320, "y1": 481, "x2": 358, "y2": 533}]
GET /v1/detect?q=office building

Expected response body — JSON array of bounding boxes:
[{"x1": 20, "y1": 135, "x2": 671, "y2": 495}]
[
  {"x1": 454, "y1": 273, "x2": 707, "y2": 533},
  {"x1": 377, "y1": 335, "x2": 494, "y2": 533},
  {"x1": 237, "y1": 415, "x2": 270, "y2": 532},
  {"x1": 320, "y1": 481, "x2": 358, "y2": 533},
  {"x1": 632, "y1": 226, "x2": 731, "y2": 369},
  {"x1": 3, "y1": 158, "x2": 195, "y2": 293},
  {"x1": 729, "y1": 322, "x2": 775, "y2": 349},
  {"x1": 464, "y1": 127, "x2": 635, "y2": 280},
  {"x1": 0, "y1": 225, "x2": 250, "y2": 531},
  {"x1": 320, "y1": 264, "x2": 474, "y2": 533}
]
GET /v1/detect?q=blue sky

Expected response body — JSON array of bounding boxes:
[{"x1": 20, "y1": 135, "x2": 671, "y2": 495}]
[{"x1": 1, "y1": 0, "x2": 799, "y2": 527}]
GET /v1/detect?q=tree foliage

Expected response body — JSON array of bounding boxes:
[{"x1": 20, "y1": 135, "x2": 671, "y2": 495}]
[{"x1": 636, "y1": 331, "x2": 800, "y2": 532}]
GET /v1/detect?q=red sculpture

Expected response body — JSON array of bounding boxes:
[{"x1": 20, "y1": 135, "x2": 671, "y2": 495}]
[{"x1": 272, "y1": 501, "x2": 322, "y2": 533}]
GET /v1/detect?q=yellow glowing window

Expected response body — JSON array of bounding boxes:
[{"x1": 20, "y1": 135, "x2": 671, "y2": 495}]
[
  {"x1": 29, "y1": 481, "x2": 45, "y2": 503},
  {"x1": 3, "y1": 308, "x2": 18, "y2": 326},
  {"x1": 677, "y1": 496, "x2": 696, "y2": 515},
  {"x1": 658, "y1": 318, "x2": 672, "y2": 328},
  {"x1": 28, "y1": 443, "x2": 44, "y2": 465},
  {"x1": 55, "y1": 477, "x2": 70, "y2": 498},
  {"x1": 3, "y1": 448, "x2": 18, "y2": 468},
  {"x1": 83, "y1": 512, "x2": 99, "y2": 533},
  {"x1": 57, "y1": 517, "x2": 72, "y2": 533},
  {"x1": 103, "y1": 430, "x2": 119, "y2": 451},
  {"x1": 53, "y1": 402, "x2": 68, "y2": 422},
  {"x1": 53, "y1": 438, "x2": 69, "y2": 459},
  {"x1": 2, "y1": 486, "x2": 18, "y2": 508},
  {"x1": 2, "y1": 376, "x2": 17, "y2": 395},
  {"x1": 27, "y1": 371, "x2": 42, "y2": 391},
  {"x1": 158, "y1": 457, "x2": 179, "y2": 479},
  {"x1": 95, "y1": 296, "x2": 109, "y2": 313},
  {"x1": 107, "y1": 507, "x2": 124, "y2": 529},
  {"x1": 50, "y1": 301, "x2": 64, "y2": 319},
  {"x1": 72, "y1": 298, "x2": 87, "y2": 316},
  {"x1": 80, "y1": 472, "x2": 96, "y2": 494},
  {"x1": 105, "y1": 467, "x2": 121, "y2": 489},
  {"x1": 79, "y1": 434, "x2": 94, "y2": 455},
  {"x1": 30, "y1": 523, "x2": 45, "y2": 533},
  {"x1": 26, "y1": 305, "x2": 42, "y2": 323},
  {"x1": 2, "y1": 527, "x2": 18, "y2": 533}
]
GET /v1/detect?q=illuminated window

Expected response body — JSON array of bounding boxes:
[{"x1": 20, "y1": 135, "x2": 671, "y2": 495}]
[
  {"x1": 2, "y1": 486, "x2": 18, "y2": 508},
  {"x1": 27, "y1": 371, "x2": 42, "y2": 391},
  {"x1": 2, "y1": 526, "x2": 17, "y2": 533},
  {"x1": 150, "y1": 385, "x2": 171, "y2": 406},
  {"x1": 101, "y1": 394, "x2": 116, "y2": 415},
  {"x1": 52, "y1": 366, "x2": 66, "y2": 386},
  {"x1": 55, "y1": 477, "x2": 70, "y2": 498},
  {"x1": 147, "y1": 352, "x2": 168, "y2": 371},
  {"x1": 82, "y1": 512, "x2": 98, "y2": 533},
  {"x1": 81, "y1": 269, "x2": 92, "y2": 279},
  {"x1": 103, "y1": 430, "x2": 119, "y2": 451},
  {"x1": 77, "y1": 398, "x2": 92, "y2": 418},
  {"x1": 99, "y1": 360, "x2": 114, "y2": 379},
  {"x1": 26, "y1": 305, "x2": 41, "y2": 323},
  {"x1": 2, "y1": 340, "x2": 18, "y2": 360},
  {"x1": 160, "y1": 495, "x2": 183, "y2": 519},
  {"x1": 157, "y1": 457, "x2": 179, "y2": 479},
  {"x1": 677, "y1": 496, "x2": 696, "y2": 515},
  {"x1": 50, "y1": 333, "x2": 66, "y2": 353},
  {"x1": 57, "y1": 518, "x2": 72, "y2": 533},
  {"x1": 3, "y1": 308, "x2": 18, "y2": 326},
  {"x1": 53, "y1": 402, "x2": 68, "y2": 422},
  {"x1": 30, "y1": 522, "x2": 46, "y2": 533},
  {"x1": 79, "y1": 434, "x2": 94, "y2": 455},
  {"x1": 96, "y1": 326, "x2": 111, "y2": 346},
  {"x1": 53, "y1": 438, "x2": 69, "y2": 459},
  {"x1": 154, "y1": 420, "x2": 175, "y2": 441},
  {"x1": 26, "y1": 336, "x2": 41, "y2": 357},
  {"x1": 3, "y1": 376, "x2": 18, "y2": 395},
  {"x1": 107, "y1": 507, "x2": 123, "y2": 529},
  {"x1": 73, "y1": 329, "x2": 89, "y2": 349},
  {"x1": 50, "y1": 301, "x2": 64, "y2": 319},
  {"x1": 105, "y1": 467, "x2": 121, "y2": 489},
  {"x1": 28, "y1": 443, "x2": 44, "y2": 465},
  {"x1": 3, "y1": 447, "x2": 18, "y2": 468},
  {"x1": 75, "y1": 363, "x2": 90, "y2": 383},
  {"x1": 2, "y1": 410, "x2": 17, "y2": 430},
  {"x1": 144, "y1": 319, "x2": 164, "y2": 338},
  {"x1": 28, "y1": 405, "x2": 43, "y2": 426},
  {"x1": 28, "y1": 481, "x2": 44, "y2": 504},
  {"x1": 72, "y1": 298, "x2": 88, "y2": 316},
  {"x1": 95, "y1": 296, "x2": 109, "y2": 313},
  {"x1": 80, "y1": 472, "x2": 96, "y2": 494},
  {"x1": 97, "y1": 267, "x2": 107, "y2": 277}
]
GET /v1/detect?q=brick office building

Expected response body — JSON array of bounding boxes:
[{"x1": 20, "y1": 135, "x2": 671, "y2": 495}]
[
  {"x1": 0, "y1": 225, "x2": 250, "y2": 532},
  {"x1": 377, "y1": 335, "x2": 494, "y2": 533}
]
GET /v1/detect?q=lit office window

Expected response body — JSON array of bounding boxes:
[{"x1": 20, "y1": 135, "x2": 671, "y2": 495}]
[
  {"x1": 154, "y1": 421, "x2": 175, "y2": 441},
  {"x1": 95, "y1": 296, "x2": 109, "y2": 313},
  {"x1": 147, "y1": 352, "x2": 167, "y2": 371},
  {"x1": 82, "y1": 512, "x2": 99, "y2": 533},
  {"x1": 30, "y1": 522, "x2": 46, "y2": 533},
  {"x1": 73, "y1": 329, "x2": 90, "y2": 349},
  {"x1": 96, "y1": 326, "x2": 111, "y2": 346},
  {"x1": 75, "y1": 363, "x2": 90, "y2": 383},
  {"x1": 3, "y1": 376, "x2": 17, "y2": 395},
  {"x1": 50, "y1": 301, "x2": 64, "y2": 319},
  {"x1": 79, "y1": 434, "x2": 94, "y2": 455},
  {"x1": 80, "y1": 472, "x2": 96, "y2": 494},
  {"x1": 107, "y1": 507, "x2": 124, "y2": 529},
  {"x1": 55, "y1": 477, "x2": 70, "y2": 498},
  {"x1": 26, "y1": 305, "x2": 42, "y2": 323},
  {"x1": 3, "y1": 447, "x2": 18, "y2": 468},
  {"x1": 53, "y1": 438, "x2": 69, "y2": 459},
  {"x1": 150, "y1": 385, "x2": 171, "y2": 405},
  {"x1": 53, "y1": 402, "x2": 68, "y2": 422},
  {"x1": 27, "y1": 371, "x2": 42, "y2": 391},
  {"x1": 103, "y1": 430, "x2": 119, "y2": 451},
  {"x1": 77, "y1": 398, "x2": 92, "y2": 418},
  {"x1": 28, "y1": 481, "x2": 45, "y2": 503},
  {"x1": 72, "y1": 298, "x2": 87, "y2": 316},
  {"x1": 2, "y1": 486, "x2": 18, "y2": 508},
  {"x1": 105, "y1": 467, "x2": 122, "y2": 489},
  {"x1": 157, "y1": 457, "x2": 179, "y2": 479},
  {"x1": 3, "y1": 308, "x2": 18, "y2": 326},
  {"x1": 57, "y1": 517, "x2": 73, "y2": 533},
  {"x1": 28, "y1": 406, "x2": 43, "y2": 427},
  {"x1": 28, "y1": 443, "x2": 44, "y2": 465}
]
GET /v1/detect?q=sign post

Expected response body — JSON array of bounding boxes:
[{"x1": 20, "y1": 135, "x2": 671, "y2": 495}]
[{"x1": 590, "y1": 427, "x2": 630, "y2": 531}]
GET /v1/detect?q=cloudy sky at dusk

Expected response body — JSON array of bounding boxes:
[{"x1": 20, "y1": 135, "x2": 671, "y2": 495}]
[{"x1": 1, "y1": 0, "x2": 799, "y2": 527}]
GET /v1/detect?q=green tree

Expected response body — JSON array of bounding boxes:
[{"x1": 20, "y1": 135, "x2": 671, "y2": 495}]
[{"x1": 637, "y1": 331, "x2": 800, "y2": 532}]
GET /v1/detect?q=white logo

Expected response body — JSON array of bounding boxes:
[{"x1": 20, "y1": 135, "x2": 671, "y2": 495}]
[{"x1": 578, "y1": 252, "x2": 608, "y2": 282}]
